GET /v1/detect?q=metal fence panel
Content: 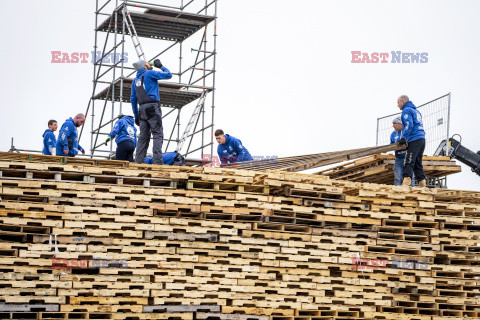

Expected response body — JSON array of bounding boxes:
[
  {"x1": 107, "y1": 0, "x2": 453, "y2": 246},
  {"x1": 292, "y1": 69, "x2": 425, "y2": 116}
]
[{"x1": 376, "y1": 93, "x2": 451, "y2": 156}]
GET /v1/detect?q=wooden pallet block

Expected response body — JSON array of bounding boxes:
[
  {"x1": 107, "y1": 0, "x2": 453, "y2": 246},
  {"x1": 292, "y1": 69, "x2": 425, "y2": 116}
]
[
  {"x1": 241, "y1": 229, "x2": 312, "y2": 242},
  {"x1": 220, "y1": 306, "x2": 293, "y2": 316},
  {"x1": 0, "y1": 304, "x2": 59, "y2": 312},
  {"x1": 60, "y1": 304, "x2": 143, "y2": 313},
  {"x1": 364, "y1": 311, "x2": 432, "y2": 320},
  {"x1": 0, "y1": 294, "x2": 65, "y2": 304},
  {"x1": 196, "y1": 312, "x2": 268, "y2": 320},
  {"x1": 284, "y1": 188, "x2": 346, "y2": 203},
  {"x1": 187, "y1": 180, "x2": 269, "y2": 195}
]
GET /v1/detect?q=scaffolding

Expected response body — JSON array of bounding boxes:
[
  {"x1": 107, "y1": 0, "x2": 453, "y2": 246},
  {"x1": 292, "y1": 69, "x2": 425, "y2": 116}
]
[{"x1": 80, "y1": 0, "x2": 217, "y2": 160}]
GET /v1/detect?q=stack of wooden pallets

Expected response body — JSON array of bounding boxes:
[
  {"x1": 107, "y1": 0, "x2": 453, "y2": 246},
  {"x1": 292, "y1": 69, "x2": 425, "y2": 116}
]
[
  {"x1": 317, "y1": 154, "x2": 461, "y2": 184},
  {"x1": 0, "y1": 152, "x2": 479, "y2": 320}
]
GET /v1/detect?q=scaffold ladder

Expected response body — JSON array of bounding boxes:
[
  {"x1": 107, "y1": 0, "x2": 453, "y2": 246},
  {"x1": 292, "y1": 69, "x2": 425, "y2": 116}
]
[
  {"x1": 123, "y1": 7, "x2": 146, "y2": 61},
  {"x1": 176, "y1": 90, "x2": 207, "y2": 153}
]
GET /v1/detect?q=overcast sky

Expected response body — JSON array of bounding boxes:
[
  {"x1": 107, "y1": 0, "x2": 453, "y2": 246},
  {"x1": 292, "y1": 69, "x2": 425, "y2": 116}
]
[{"x1": 0, "y1": 0, "x2": 479, "y2": 191}]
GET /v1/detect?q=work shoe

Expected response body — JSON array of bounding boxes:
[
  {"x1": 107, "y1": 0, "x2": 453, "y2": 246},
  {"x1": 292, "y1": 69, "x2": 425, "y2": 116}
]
[
  {"x1": 418, "y1": 180, "x2": 427, "y2": 188},
  {"x1": 402, "y1": 177, "x2": 412, "y2": 187}
]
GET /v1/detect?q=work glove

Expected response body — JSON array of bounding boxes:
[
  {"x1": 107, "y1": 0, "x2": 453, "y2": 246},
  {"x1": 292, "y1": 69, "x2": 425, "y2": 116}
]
[
  {"x1": 153, "y1": 59, "x2": 163, "y2": 69},
  {"x1": 82, "y1": 149, "x2": 85, "y2": 155},
  {"x1": 398, "y1": 138, "x2": 407, "y2": 147},
  {"x1": 105, "y1": 137, "x2": 111, "y2": 146},
  {"x1": 135, "y1": 118, "x2": 140, "y2": 126}
]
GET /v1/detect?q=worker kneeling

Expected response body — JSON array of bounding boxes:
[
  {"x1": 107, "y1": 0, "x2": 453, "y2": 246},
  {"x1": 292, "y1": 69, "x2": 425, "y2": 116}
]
[
  {"x1": 145, "y1": 151, "x2": 185, "y2": 166},
  {"x1": 105, "y1": 115, "x2": 137, "y2": 162},
  {"x1": 215, "y1": 129, "x2": 253, "y2": 165},
  {"x1": 396, "y1": 95, "x2": 427, "y2": 187}
]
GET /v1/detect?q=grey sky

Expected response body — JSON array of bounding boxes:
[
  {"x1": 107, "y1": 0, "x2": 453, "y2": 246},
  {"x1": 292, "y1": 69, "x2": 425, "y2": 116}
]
[{"x1": 0, "y1": 0, "x2": 479, "y2": 190}]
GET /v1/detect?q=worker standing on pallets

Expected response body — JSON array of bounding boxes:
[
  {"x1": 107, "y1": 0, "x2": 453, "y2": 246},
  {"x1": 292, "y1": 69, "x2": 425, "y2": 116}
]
[
  {"x1": 215, "y1": 129, "x2": 253, "y2": 165},
  {"x1": 105, "y1": 115, "x2": 137, "y2": 162},
  {"x1": 56, "y1": 114, "x2": 85, "y2": 157},
  {"x1": 396, "y1": 95, "x2": 427, "y2": 187},
  {"x1": 390, "y1": 117, "x2": 414, "y2": 186},
  {"x1": 42, "y1": 120, "x2": 57, "y2": 155},
  {"x1": 131, "y1": 59, "x2": 172, "y2": 165}
]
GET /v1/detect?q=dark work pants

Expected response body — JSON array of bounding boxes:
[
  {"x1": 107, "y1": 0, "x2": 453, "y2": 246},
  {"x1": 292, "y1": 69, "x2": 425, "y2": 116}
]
[
  {"x1": 403, "y1": 138, "x2": 426, "y2": 181},
  {"x1": 394, "y1": 157, "x2": 415, "y2": 186},
  {"x1": 135, "y1": 102, "x2": 164, "y2": 165},
  {"x1": 116, "y1": 140, "x2": 135, "y2": 162}
]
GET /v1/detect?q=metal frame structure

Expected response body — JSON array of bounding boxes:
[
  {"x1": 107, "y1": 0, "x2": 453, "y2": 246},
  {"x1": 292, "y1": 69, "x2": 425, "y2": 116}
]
[
  {"x1": 375, "y1": 93, "x2": 452, "y2": 155},
  {"x1": 80, "y1": 0, "x2": 218, "y2": 160}
]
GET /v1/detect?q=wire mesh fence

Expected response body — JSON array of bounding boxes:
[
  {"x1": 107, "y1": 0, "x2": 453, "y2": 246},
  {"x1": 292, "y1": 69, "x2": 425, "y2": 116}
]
[{"x1": 376, "y1": 93, "x2": 451, "y2": 155}]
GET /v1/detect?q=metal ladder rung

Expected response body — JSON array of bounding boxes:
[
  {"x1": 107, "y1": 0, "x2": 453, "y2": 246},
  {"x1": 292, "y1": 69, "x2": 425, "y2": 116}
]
[
  {"x1": 123, "y1": 7, "x2": 146, "y2": 61},
  {"x1": 176, "y1": 91, "x2": 208, "y2": 153}
]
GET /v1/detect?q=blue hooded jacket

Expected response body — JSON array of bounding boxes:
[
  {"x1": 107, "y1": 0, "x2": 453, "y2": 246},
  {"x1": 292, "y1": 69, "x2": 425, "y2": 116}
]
[
  {"x1": 130, "y1": 67, "x2": 172, "y2": 119},
  {"x1": 217, "y1": 134, "x2": 253, "y2": 164},
  {"x1": 145, "y1": 152, "x2": 178, "y2": 165},
  {"x1": 390, "y1": 130, "x2": 407, "y2": 159},
  {"x1": 109, "y1": 116, "x2": 137, "y2": 147},
  {"x1": 401, "y1": 101, "x2": 426, "y2": 142},
  {"x1": 56, "y1": 117, "x2": 84, "y2": 157},
  {"x1": 42, "y1": 129, "x2": 56, "y2": 155}
]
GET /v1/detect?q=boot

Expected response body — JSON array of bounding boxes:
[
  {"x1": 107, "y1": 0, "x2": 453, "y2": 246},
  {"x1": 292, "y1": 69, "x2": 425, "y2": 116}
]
[
  {"x1": 402, "y1": 177, "x2": 412, "y2": 187},
  {"x1": 418, "y1": 179, "x2": 427, "y2": 188}
]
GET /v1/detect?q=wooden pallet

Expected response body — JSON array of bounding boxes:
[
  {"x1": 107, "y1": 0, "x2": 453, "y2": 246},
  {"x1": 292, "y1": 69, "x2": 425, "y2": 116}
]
[{"x1": 317, "y1": 154, "x2": 461, "y2": 184}]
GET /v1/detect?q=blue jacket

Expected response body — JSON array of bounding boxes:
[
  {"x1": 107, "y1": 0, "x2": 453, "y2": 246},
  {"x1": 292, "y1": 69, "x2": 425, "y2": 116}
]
[
  {"x1": 42, "y1": 129, "x2": 56, "y2": 155},
  {"x1": 130, "y1": 67, "x2": 172, "y2": 119},
  {"x1": 145, "y1": 152, "x2": 178, "y2": 165},
  {"x1": 401, "y1": 101, "x2": 426, "y2": 142},
  {"x1": 56, "y1": 118, "x2": 84, "y2": 157},
  {"x1": 109, "y1": 116, "x2": 137, "y2": 147},
  {"x1": 390, "y1": 130, "x2": 407, "y2": 159},
  {"x1": 217, "y1": 134, "x2": 253, "y2": 164}
]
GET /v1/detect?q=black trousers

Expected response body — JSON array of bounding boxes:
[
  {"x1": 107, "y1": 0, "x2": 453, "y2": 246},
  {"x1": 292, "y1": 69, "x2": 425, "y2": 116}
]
[
  {"x1": 136, "y1": 102, "x2": 163, "y2": 165},
  {"x1": 403, "y1": 138, "x2": 426, "y2": 181},
  {"x1": 116, "y1": 140, "x2": 135, "y2": 162}
]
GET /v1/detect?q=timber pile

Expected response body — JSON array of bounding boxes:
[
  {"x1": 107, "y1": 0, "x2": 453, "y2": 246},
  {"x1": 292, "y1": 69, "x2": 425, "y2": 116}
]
[
  {"x1": 0, "y1": 152, "x2": 479, "y2": 320},
  {"x1": 317, "y1": 154, "x2": 461, "y2": 184},
  {"x1": 228, "y1": 144, "x2": 402, "y2": 172}
]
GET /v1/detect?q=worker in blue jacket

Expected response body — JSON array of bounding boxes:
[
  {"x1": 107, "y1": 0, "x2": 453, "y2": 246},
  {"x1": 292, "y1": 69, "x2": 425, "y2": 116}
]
[
  {"x1": 131, "y1": 59, "x2": 172, "y2": 165},
  {"x1": 105, "y1": 115, "x2": 137, "y2": 162},
  {"x1": 396, "y1": 95, "x2": 426, "y2": 187},
  {"x1": 56, "y1": 114, "x2": 86, "y2": 157},
  {"x1": 390, "y1": 117, "x2": 414, "y2": 186},
  {"x1": 42, "y1": 119, "x2": 58, "y2": 155},
  {"x1": 145, "y1": 151, "x2": 185, "y2": 166},
  {"x1": 215, "y1": 129, "x2": 253, "y2": 165}
]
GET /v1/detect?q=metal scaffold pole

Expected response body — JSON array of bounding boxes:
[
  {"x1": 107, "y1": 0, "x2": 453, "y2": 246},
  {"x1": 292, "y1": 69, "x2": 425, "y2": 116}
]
[
  {"x1": 91, "y1": 0, "x2": 100, "y2": 158},
  {"x1": 211, "y1": 0, "x2": 218, "y2": 161}
]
